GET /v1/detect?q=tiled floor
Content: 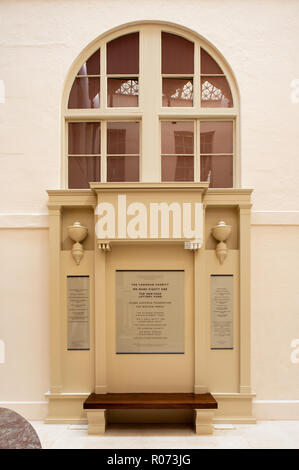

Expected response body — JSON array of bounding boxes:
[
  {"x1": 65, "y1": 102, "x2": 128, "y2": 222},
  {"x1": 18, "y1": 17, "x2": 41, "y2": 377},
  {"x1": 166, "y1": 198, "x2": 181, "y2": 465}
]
[{"x1": 30, "y1": 421, "x2": 299, "y2": 449}]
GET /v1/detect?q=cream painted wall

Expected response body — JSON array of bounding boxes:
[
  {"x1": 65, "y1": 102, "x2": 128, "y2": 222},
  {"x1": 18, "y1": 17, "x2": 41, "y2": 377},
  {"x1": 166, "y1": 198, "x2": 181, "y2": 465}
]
[
  {"x1": 251, "y1": 226, "x2": 299, "y2": 400},
  {"x1": 0, "y1": 0, "x2": 299, "y2": 418},
  {"x1": 0, "y1": 230, "x2": 50, "y2": 402}
]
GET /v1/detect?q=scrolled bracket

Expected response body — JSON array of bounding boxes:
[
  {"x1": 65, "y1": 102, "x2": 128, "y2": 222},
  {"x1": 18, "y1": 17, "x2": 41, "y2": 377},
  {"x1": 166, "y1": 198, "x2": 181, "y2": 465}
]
[
  {"x1": 97, "y1": 240, "x2": 111, "y2": 252},
  {"x1": 184, "y1": 239, "x2": 202, "y2": 251}
]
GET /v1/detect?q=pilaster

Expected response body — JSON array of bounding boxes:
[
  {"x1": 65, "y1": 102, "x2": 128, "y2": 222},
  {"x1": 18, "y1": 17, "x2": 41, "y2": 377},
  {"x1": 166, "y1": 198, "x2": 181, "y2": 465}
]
[
  {"x1": 48, "y1": 207, "x2": 62, "y2": 393},
  {"x1": 239, "y1": 204, "x2": 252, "y2": 394}
]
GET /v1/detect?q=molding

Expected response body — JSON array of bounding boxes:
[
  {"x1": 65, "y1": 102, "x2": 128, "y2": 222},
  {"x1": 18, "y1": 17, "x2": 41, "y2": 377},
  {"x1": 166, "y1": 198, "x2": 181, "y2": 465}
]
[
  {"x1": 1, "y1": 210, "x2": 299, "y2": 229},
  {"x1": 45, "y1": 418, "x2": 88, "y2": 424},
  {"x1": 251, "y1": 211, "x2": 299, "y2": 226},
  {"x1": 212, "y1": 393, "x2": 256, "y2": 399},
  {"x1": 158, "y1": 109, "x2": 238, "y2": 118},
  {"x1": 90, "y1": 182, "x2": 209, "y2": 192},
  {"x1": 206, "y1": 188, "x2": 253, "y2": 195},
  {"x1": 47, "y1": 189, "x2": 94, "y2": 196},
  {"x1": 213, "y1": 417, "x2": 256, "y2": 424},
  {"x1": 47, "y1": 189, "x2": 96, "y2": 208},
  {"x1": 45, "y1": 392, "x2": 90, "y2": 399},
  {"x1": 0, "y1": 213, "x2": 49, "y2": 228},
  {"x1": 65, "y1": 110, "x2": 143, "y2": 120},
  {"x1": 0, "y1": 401, "x2": 48, "y2": 420},
  {"x1": 4, "y1": 398, "x2": 299, "y2": 422},
  {"x1": 253, "y1": 399, "x2": 299, "y2": 420}
]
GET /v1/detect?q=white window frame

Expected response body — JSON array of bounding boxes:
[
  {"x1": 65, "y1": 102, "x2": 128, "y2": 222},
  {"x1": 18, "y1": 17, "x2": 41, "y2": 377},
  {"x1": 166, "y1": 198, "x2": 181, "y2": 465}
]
[{"x1": 62, "y1": 22, "x2": 239, "y2": 188}]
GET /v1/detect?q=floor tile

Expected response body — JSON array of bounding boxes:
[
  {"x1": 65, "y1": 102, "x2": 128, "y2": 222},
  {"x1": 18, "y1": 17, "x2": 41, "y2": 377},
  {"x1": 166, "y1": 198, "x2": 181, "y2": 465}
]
[{"x1": 28, "y1": 420, "x2": 299, "y2": 449}]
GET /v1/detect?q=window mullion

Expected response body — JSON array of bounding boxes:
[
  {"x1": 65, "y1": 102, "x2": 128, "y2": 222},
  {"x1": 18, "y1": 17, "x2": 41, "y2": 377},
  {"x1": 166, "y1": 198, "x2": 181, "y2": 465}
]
[
  {"x1": 193, "y1": 42, "x2": 200, "y2": 110},
  {"x1": 101, "y1": 42, "x2": 107, "y2": 111},
  {"x1": 101, "y1": 120, "x2": 107, "y2": 182},
  {"x1": 195, "y1": 120, "x2": 201, "y2": 182},
  {"x1": 140, "y1": 25, "x2": 161, "y2": 182},
  {"x1": 234, "y1": 118, "x2": 238, "y2": 187},
  {"x1": 64, "y1": 119, "x2": 68, "y2": 188}
]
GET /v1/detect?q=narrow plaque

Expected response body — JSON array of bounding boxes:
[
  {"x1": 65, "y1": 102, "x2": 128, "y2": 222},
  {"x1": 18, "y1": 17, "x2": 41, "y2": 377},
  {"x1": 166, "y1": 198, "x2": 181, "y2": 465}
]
[
  {"x1": 67, "y1": 276, "x2": 90, "y2": 350},
  {"x1": 116, "y1": 270, "x2": 184, "y2": 354},
  {"x1": 211, "y1": 275, "x2": 233, "y2": 349}
]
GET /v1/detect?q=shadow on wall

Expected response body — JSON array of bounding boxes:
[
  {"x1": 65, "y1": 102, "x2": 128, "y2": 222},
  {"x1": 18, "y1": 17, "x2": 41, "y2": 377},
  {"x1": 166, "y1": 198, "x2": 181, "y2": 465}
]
[{"x1": 0, "y1": 408, "x2": 41, "y2": 449}]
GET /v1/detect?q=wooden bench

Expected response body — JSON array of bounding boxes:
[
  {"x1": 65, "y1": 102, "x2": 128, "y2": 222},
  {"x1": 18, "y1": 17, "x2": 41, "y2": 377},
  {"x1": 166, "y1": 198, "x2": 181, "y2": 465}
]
[{"x1": 83, "y1": 393, "x2": 218, "y2": 435}]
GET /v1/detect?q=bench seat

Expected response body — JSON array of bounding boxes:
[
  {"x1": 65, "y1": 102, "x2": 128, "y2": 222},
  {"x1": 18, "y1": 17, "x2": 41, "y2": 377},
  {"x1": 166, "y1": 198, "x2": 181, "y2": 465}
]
[{"x1": 84, "y1": 392, "x2": 217, "y2": 435}]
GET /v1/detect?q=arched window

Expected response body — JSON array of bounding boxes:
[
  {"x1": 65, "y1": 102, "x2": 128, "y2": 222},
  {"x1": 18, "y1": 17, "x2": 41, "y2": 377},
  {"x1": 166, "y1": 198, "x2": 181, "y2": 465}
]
[{"x1": 63, "y1": 23, "x2": 239, "y2": 189}]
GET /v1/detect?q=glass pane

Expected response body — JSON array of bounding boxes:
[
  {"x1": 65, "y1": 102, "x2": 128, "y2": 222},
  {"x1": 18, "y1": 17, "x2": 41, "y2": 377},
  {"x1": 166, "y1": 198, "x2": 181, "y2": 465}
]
[
  {"x1": 107, "y1": 33, "x2": 139, "y2": 74},
  {"x1": 200, "y1": 121, "x2": 233, "y2": 154},
  {"x1": 162, "y1": 78, "x2": 193, "y2": 107},
  {"x1": 107, "y1": 122, "x2": 139, "y2": 154},
  {"x1": 68, "y1": 156, "x2": 101, "y2": 188},
  {"x1": 162, "y1": 32, "x2": 194, "y2": 74},
  {"x1": 78, "y1": 49, "x2": 100, "y2": 75},
  {"x1": 201, "y1": 76, "x2": 233, "y2": 107},
  {"x1": 201, "y1": 49, "x2": 223, "y2": 74},
  {"x1": 200, "y1": 155, "x2": 233, "y2": 188},
  {"x1": 68, "y1": 122, "x2": 101, "y2": 155},
  {"x1": 107, "y1": 156, "x2": 139, "y2": 182},
  {"x1": 107, "y1": 78, "x2": 139, "y2": 107},
  {"x1": 161, "y1": 121, "x2": 194, "y2": 154},
  {"x1": 162, "y1": 156, "x2": 194, "y2": 181},
  {"x1": 68, "y1": 77, "x2": 100, "y2": 109}
]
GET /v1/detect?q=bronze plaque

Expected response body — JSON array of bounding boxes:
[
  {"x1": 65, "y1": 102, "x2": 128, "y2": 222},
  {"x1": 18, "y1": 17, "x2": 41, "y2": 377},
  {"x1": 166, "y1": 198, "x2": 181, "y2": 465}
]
[
  {"x1": 211, "y1": 274, "x2": 233, "y2": 349},
  {"x1": 116, "y1": 270, "x2": 184, "y2": 354},
  {"x1": 67, "y1": 276, "x2": 90, "y2": 350}
]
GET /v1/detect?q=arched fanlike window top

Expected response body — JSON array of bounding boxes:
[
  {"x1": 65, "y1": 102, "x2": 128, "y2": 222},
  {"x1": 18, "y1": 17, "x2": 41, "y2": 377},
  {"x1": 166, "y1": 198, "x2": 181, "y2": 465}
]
[{"x1": 63, "y1": 23, "x2": 239, "y2": 189}]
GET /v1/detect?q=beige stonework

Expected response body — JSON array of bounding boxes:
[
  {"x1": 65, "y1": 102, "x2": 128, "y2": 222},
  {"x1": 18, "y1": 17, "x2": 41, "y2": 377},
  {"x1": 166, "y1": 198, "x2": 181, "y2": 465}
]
[
  {"x1": 86, "y1": 410, "x2": 106, "y2": 435},
  {"x1": 194, "y1": 410, "x2": 215, "y2": 435},
  {"x1": 46, "y1": 184, "x2": 254, "y2": 424}
]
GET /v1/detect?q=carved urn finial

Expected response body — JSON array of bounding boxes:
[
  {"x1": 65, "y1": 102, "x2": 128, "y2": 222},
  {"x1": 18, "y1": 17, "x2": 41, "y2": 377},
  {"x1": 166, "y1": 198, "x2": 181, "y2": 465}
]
[
  {"x1": 67, "y1": 221, "x2": 88, "y2": 265},
  {"x1": 211, "y1": 220, "x2": 232, "y2": 264}
]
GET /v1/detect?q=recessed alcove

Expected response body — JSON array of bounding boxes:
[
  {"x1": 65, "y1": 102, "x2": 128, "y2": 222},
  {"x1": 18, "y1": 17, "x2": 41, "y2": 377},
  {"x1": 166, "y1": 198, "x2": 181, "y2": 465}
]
[
  {"x1": 61, "y1": 207, "x2": 95, "y2": 250},
  {"x1": 205, "y1": 206, "x2": 239, "y2": 250}
]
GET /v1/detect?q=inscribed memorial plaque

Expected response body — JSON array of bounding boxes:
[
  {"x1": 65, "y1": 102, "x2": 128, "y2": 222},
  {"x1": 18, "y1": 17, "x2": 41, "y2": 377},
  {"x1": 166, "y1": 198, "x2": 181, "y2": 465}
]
[
  {"x1": 211, "y1": 274, "x2": 233, "y2": 349},
  {"x1": 116, "y1": 270, "x2": 184, "y2": 353},
  {"x1": 67, "y1": 276, "x2": 90, "y2": 350}
]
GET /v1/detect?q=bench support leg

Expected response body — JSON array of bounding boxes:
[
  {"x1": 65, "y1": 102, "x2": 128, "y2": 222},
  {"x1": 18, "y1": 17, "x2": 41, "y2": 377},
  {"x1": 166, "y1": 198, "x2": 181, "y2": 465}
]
[
  {"x1": 86, "y1": 409, "x2": 106, "y2": 435},
  {"x1": 194, "y1": 409, "x2": 214, "y2": 435}
]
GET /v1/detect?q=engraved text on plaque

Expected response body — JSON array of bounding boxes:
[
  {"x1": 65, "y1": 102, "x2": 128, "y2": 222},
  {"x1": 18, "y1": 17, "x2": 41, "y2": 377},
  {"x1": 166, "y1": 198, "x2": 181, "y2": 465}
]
[
  {"x1": 116, "y1": 270, "x2": 184, "y2": 354},
  {"x1": 67, "y1": 276, "x2": 90, "y2": 350},
  {"x1": 211, "y1": 274, "x2": 233, "y2": 349}
]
